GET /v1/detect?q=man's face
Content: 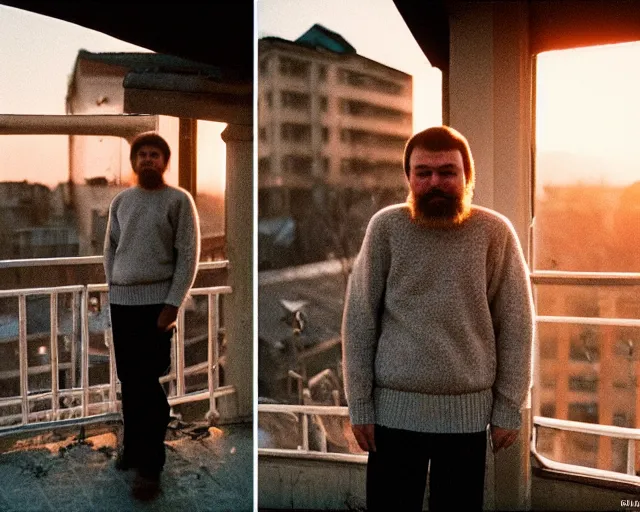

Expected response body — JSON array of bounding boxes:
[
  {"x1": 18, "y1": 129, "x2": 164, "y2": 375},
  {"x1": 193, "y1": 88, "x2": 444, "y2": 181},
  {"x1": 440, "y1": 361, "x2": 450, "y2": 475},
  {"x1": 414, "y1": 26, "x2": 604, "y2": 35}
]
[
  {"x1": 408, "y1": 147, "x2": 467, "y2": 222},
  {"x1": 133, "y1": 144, "x2": 167, "y2": 189}
]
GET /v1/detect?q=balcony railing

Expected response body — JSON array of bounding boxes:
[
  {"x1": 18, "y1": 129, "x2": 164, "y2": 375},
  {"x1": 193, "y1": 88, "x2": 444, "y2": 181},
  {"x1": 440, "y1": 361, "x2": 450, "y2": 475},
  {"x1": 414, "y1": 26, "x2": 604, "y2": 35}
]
[
  {"x1": 532, "y1": 416, "x2": 640, "y2": 484},
  {"x1": 532, "y1": 270, "x2": 640, "y2": 484},
  {"x1": 257, "y1": 270, "x2": 640, "y2": 488},
  {"x1": 0, "y1": 258, "x2": 232, "y2": 437},
  {"x1": 258, "y1": 403, "x2": 366, "y2": 463}
]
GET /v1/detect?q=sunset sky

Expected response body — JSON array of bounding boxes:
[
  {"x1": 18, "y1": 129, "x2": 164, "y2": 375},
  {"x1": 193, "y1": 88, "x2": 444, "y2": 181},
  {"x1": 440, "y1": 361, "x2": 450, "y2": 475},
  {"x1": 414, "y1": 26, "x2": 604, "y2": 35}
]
[
  {"x1": 259, "y1": 0, "x2": 640, "y2": 189},
  {"x1": 0, "y1": 5, "x2": 225, "y2": 195},
  {"x1": 536, "y1": 41, "x2": 640, "y2": 187},
  {"x1": 2, "y1": 2, "x2": 640, "y2": 191}
]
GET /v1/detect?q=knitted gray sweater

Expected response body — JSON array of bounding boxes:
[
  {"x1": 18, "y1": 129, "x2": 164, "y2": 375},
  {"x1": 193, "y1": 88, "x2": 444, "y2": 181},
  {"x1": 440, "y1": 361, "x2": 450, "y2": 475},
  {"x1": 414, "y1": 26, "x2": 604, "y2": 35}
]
[
  {"x1": 342, "y1": 203, "x2": 534, "y2": 433},
  {"x1": 104, "y1": 185, "x2": 200, "y2": 308}
]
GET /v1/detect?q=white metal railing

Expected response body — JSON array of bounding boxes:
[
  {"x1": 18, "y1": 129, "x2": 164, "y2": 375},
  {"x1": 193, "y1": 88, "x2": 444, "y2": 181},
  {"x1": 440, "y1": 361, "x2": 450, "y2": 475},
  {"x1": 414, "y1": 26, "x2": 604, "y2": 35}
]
[
  {"x1": 258, "y1": 270, "x2": 640, "y2": 482},
  {"x1": 258, "y1": 403, "x2": 367, "y2": 463},
  {"x1": 0, "y1": 256, "x2": 228, "y2": 271},
  {"x1": 531, "y1": 269, "x2": 640, "y2": 484},
  {"x1": 532, "y1": 416, "x2": 640, "y2": 484},
  {"x1": 0, "y1": 259, "x2": 232, "y2": 436}
]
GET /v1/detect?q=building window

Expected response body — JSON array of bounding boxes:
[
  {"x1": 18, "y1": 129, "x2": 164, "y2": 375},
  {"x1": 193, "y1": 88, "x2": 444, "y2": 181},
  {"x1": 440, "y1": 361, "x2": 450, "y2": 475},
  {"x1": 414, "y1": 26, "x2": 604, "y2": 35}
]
[
  {"x1": 337, "y1": 68, "x2": 403, "y2": 95},
  {"x1": 568, "y1": 402, "x2": 599, "y2": 424},
  {"x1": 614, "y1": 337, "x2": 637, "y2": 359},
  {"x1": 568, "y1": 375, "x2": 599, "y2": 393},
  {"x1": 281, "y1": 123, "x2": 311, "y2": 143},
  {"x1": 322, "y1": 127, "x2": 329, "y2": 143},
  {"x1": 340, "y1": 158, "x2": 397, "y2": 175},
  {"x1": 613, "y1": 412, "x2": 629, "y2": 427},
  {"x1": 320, "y1": 96, "x2": 328, "y2": 112},
  {"x1": 322, "y1": 157, "x2": 330, "y2": 175},
  {"x1": 259, "y1": 57, "x2": 269, "y2": 76},
  {"x1": 569, "y1": 328, "x2": 600, "y2": 362},
  {"x1": 279, "y1": 56, "x2": 310, "y2": 78},
  {"x1": 265, "y1": 91, "x2": 273, "y2": 108},
  {"x1": 318, "y1": 64, "x2": 327, "y2": 82},
  {"x1": 259, "y1": 127, "x2": 267, "y2": 142},
  {"x1": 340, "y1": 128, "x2": 406, "y2": 149},
  {"x1": 258, "y1": 188, "x2": 287, "y2": 218},
  {"x1": 540, "y1": 403, "x2": 556, "y2": 418},
  {"x1": 258, "y1": 157, "x2": 271, "y2": 174},
  {"x1": 283, "y1": 155, "x2": 313, "y2": 176},
  {"x1": 339, "y1": 99, "x2": 409, "y2": 122},
  {"x1": 281, "y1": 91, "x2": 310, "y2": 111}
]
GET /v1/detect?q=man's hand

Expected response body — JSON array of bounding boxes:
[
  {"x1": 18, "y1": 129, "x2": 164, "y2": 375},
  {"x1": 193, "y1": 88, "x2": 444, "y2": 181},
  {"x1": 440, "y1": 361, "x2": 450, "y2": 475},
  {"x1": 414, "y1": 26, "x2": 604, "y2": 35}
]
[
  {"x1": 351, "y1": 423, "x2": 376, "y2": 452},
  {"x1": 157, "y1": 304, "x2": 179, "y2": 332},
  {"x1": 490, "y1": 426, "x2": 519, "y2": 453}
]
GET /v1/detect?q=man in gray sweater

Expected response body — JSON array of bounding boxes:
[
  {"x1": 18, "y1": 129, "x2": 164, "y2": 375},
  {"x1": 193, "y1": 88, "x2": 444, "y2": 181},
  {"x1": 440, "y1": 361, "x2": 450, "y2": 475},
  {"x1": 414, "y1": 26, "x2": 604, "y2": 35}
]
[
  {"x1": 342, "y1": 126, "x2": 534, "y2": 511},
  {"x1": 104, "y1": 132, "x2": 200, "y2": 500}
]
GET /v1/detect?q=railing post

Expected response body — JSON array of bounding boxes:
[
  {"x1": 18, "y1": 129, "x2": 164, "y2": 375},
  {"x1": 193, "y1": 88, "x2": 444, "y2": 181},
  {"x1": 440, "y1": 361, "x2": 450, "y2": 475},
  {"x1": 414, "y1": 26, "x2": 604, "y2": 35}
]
[
  {"x1": 628, "y1": 439, "x2": 636, "y2": 475},
  {"x1": 50, "y1": 293, "x2": 59, "y2": 421},
  {"x1": 18, "y1": 295, "x2": 28, "y2": 425},
  {"x1": 103, "y1": 292, "x2": 117, "y2": 414},
  {"x1": 81, "y1": 288, "x2": 90, "y2": 417},
  {"x1": 207, "y1": 293, "x2": 220, "y2": 423},
  {"x1": 302, "y1": 413, "x2": 309, "y2": 451},
  {"x1": 71, "y1": 292, "x2": 79, "y2": 389}
]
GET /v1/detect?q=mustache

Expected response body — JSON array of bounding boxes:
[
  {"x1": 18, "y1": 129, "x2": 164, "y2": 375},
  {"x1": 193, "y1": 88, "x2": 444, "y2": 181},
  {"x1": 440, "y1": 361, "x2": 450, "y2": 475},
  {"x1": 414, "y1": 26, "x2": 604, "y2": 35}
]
[{"x1": 420, "y1": 189, "x2": 457, "y2": 201}]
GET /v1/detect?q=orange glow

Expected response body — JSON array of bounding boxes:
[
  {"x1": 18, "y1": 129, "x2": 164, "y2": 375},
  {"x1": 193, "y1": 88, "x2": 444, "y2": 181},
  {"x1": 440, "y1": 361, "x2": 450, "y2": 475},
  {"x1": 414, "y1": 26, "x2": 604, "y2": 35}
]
[
  {"x1": 197, "y1": 121, "x2": 227, "y2": 196},
  {"x1": 536, "y1": 41, "x2": 640, "y2": 187}
]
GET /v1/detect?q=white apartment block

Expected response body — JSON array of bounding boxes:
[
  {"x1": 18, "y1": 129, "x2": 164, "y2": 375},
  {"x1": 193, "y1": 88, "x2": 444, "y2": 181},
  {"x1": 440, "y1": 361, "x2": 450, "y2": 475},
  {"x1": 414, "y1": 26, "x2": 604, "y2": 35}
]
[{"x1": 258, "y1": 24, "x2": 413, "y2": 220}]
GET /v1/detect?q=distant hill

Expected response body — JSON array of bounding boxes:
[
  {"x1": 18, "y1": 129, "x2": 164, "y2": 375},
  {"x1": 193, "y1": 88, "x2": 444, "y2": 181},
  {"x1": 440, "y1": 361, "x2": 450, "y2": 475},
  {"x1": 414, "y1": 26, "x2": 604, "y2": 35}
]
[{"x1": 536, "y1": 151, "x2": 639, "y2": 190}]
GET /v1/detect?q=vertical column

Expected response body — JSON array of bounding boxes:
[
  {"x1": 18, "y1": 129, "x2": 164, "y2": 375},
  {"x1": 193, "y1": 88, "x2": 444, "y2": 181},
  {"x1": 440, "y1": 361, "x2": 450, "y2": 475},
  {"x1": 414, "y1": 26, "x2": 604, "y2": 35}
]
[
  {"x1": 179, "y1": 118, "x2": 198, "y2": 197},
  {"x1": 221, "y1": 123, "x2": 253, "y2": 419},
  {"x1": 448, "y1": 2, "x2": 496, "y2": 210},
  {"x1": 448, "y1": 2, "x2": 533, "y2": 510}
]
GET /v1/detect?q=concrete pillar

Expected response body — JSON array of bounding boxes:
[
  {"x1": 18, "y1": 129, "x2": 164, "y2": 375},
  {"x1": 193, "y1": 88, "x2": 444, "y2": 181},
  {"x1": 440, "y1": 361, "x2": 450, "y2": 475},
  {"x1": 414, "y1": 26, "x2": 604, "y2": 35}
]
[
  {"x1": 448, "y1": 2, "x2": 533, "y2": 510},
  {"x1": 178, "y1": 118, "x2": 197, "y2": 197},
  {"x1": 221, "y1": 123, "x2": 253, "y2": 420}
]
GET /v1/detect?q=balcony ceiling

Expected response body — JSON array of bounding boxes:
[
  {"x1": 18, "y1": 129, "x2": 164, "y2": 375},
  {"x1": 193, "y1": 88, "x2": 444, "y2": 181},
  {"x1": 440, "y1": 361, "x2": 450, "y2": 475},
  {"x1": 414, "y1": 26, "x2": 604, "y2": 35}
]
[
  {"x1": 393, "y1": 0, "x2": 640, "y2": 71},
  {"x1": 0, "y1": 1, "x2": 253, "y2": 80}
]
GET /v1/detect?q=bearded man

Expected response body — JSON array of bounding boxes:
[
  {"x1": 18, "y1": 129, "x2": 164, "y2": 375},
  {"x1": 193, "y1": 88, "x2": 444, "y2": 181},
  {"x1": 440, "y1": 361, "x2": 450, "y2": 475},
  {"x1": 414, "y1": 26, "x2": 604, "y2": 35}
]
[
  {"x1": 104, "y1": 131, "x2": 200, "y2": 500},
  {"x1": 342, "y1": 126, "x2": 534, "y2": 511}
]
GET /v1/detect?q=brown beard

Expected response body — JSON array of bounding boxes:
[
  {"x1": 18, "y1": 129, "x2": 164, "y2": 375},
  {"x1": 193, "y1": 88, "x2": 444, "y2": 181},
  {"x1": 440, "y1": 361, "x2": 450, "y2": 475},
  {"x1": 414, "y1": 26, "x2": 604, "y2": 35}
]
[
  {"x1": 407, "y1": 186, "x2": 473, "y2": 229},
  {"x1": 137, "y1": 168, "x2": 165, "y2": 190}
]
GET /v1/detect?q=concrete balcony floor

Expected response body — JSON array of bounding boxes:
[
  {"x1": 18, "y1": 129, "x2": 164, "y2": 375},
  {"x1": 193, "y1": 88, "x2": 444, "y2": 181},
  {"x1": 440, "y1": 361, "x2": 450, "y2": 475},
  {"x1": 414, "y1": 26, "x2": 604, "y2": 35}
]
[{"x1": 0, "y1": 420, "x2": 252, "y2": 511}]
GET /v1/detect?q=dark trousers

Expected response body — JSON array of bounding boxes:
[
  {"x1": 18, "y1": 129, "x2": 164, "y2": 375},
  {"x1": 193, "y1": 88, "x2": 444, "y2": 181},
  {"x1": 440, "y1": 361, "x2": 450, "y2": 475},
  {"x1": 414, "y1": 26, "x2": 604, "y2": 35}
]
[
  {"x1": 366, "y1": 425, "x2": 487, "y2": 512},
  {"x1": 110, "y1": 303, "x2": 173, "y2": 474}
]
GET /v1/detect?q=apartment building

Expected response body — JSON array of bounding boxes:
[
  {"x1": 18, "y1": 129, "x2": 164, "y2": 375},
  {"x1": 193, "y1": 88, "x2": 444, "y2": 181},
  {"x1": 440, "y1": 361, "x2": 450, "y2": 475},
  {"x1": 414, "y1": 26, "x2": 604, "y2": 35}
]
[
  {"x1": 534, "y1": 183, "x2": 640, "y2": 473},
  {"x1": 65, "y1": 50, "x2": 225, "y2": 258},
  {"x1": 258, "y1": 24, "x2": 413, "y2": 268}
]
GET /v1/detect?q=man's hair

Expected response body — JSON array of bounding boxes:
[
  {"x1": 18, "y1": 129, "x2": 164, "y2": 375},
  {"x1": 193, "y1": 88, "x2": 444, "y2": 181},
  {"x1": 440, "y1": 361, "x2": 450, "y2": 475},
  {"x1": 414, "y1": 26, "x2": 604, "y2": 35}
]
[
  {"x1": 402, "y1": 126, "x2": 475, "y2": 190},
  {"x1": 129, "y1": 131, "x2": 171, "y2": 163}
]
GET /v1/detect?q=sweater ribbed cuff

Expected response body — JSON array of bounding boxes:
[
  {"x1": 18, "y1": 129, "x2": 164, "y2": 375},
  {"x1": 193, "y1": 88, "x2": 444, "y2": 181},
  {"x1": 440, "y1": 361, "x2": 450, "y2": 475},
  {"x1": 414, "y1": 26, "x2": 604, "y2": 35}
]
[
  {"x1": 490, "y1": 392, "x2": 522, "y2": 429},
  {"x1": 348, "y1": 398, "x2": 375, "y2": 425}
]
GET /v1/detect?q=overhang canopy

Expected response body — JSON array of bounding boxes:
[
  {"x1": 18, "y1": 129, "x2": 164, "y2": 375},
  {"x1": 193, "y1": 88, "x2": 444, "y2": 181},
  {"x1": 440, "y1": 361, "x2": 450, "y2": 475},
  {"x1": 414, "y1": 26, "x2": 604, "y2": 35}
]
[{"x1": 393, "y1": 0, "x2": 640, "y2": 71}]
